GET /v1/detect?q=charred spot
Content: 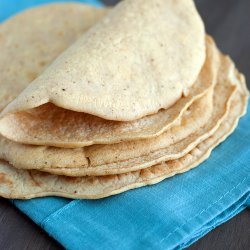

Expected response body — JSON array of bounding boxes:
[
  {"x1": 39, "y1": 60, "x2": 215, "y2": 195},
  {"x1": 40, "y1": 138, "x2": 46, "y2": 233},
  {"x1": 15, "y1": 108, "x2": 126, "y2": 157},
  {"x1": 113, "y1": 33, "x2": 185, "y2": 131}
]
[
  {"x1": 27, "y1": 71, "x2": 37, "y2": 81},
  {"x1": 57, "y1": 31, "x2": 64, "y2": 37},
  {"x1": 39, "y1": 61, "x2": 46, "y2": 67},
  {"x1": 0, "y1": 173, "x2": 13, "y2": 185},
  {"x1": 62, "y1": 176, "x2": 82, "y2": 184},
  {"x1": 28, "y1": 172, "x2": 41, "y2": 187}
]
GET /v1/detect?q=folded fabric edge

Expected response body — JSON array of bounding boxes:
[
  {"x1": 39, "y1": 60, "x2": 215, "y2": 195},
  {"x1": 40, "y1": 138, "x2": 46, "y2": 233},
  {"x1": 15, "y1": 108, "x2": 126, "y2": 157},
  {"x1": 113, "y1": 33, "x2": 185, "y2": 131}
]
[
  {"x1": 152, "y1": 173, "x2": 249, "y2": 249},
  {"x1": 182, "y1": 192, "x2": 249, "y2": 249}
]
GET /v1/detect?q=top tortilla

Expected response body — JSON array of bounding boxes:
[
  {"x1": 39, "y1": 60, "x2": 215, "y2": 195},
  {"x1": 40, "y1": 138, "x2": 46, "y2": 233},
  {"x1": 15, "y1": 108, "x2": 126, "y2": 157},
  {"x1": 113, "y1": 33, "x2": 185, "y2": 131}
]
[{"x1": 0, "y1": 0, "x2": 205, "y2": 121}]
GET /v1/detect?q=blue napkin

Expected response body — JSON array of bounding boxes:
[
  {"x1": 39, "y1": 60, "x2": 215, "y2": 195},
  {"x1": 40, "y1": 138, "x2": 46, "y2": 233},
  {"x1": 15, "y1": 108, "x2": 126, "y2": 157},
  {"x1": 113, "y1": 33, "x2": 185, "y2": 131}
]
[
  {"x1": 2, "y1": 1, "x2": 250, "y2": 249},
  {"x1": 0, "y1": 0, "x2": 103, "y2": 22}
]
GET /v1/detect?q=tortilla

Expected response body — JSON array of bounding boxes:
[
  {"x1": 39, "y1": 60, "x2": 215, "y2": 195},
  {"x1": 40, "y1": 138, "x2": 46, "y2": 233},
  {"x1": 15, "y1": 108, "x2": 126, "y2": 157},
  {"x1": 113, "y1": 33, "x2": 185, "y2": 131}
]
[
  {"x1": 0, "y1": 0, "x2": 205, "y2": 122},
  {"x1": 0, "y1": 58, "x2": 247, "y2": 199},
  {"x1": 0, "y1": 37, "x2": 213, "y2": 148},
  {"x1": 0, "y1": 3, "x2": 108, "y2": 111}
]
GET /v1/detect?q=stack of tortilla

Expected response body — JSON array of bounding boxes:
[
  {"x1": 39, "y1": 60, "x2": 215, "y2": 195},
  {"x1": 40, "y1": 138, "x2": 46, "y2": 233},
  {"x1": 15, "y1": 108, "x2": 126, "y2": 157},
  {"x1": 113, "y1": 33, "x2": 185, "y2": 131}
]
[{"x1": 0, "y1": 0, "x2": 248, "y2": 199}]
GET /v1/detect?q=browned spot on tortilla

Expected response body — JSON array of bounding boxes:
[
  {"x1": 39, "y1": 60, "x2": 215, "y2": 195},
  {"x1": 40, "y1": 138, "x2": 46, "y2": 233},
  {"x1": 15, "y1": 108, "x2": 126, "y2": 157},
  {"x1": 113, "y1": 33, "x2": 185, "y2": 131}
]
[
  {"x1": 0, "y1": 173, "x2": 13, "y2": 185},
  {"x1": 27, "y1": 71, "x2": 38, "y2": 81},
  {"x1": 37, "y1": 171, "x2": 51, "y2": 178},
  {"x1": 61, "y1": 176, "x2": 82, "y2": 184},
  {"x1": 28, "y1": 171, "x2": 42, "y2": 187},
  {"x1": 39, "y1": 61, "x2": 46, "y2": 67},
  {"x1": 57, "y1": 31, "x2": 64, "y2": 37}
]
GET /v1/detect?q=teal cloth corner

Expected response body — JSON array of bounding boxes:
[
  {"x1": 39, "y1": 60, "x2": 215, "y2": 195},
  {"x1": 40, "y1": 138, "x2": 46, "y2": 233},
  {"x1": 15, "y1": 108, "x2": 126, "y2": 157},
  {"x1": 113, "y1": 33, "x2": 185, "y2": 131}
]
[
  {"x1": 0, "y1": 0, "x2": 103, "y2": 22},
  {"x1": 2, "y1": 1, "x2": 250, "y2": 249}
]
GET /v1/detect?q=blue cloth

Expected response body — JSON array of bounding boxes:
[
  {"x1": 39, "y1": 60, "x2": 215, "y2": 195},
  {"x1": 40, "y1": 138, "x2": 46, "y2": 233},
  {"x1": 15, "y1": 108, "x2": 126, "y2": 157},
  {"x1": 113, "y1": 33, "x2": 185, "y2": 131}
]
[
  {"x1": 2, "y1": 1, "x2": 250, "y2": 249},
  {"x1": 0, "y1": 0, "x2": 103, "y2": 22}
]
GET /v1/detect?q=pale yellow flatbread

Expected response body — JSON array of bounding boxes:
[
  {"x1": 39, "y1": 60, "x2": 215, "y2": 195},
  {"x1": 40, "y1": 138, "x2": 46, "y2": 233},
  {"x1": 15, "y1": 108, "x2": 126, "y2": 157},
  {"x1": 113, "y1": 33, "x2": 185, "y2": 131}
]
[
  {"x1": 0, "y1": 54, "x2": 247, "y2": 199},
  {"x1": 0, "y1": 0, "x2": 205, "y2": 122}
]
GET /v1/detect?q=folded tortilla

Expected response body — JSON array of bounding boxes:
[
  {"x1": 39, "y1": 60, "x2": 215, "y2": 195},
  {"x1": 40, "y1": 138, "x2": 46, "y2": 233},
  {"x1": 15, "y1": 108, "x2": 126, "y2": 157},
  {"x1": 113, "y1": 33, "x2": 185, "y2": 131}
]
[{"x1": 0, "y1": 0, "x2": 205, "y2": 124}]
